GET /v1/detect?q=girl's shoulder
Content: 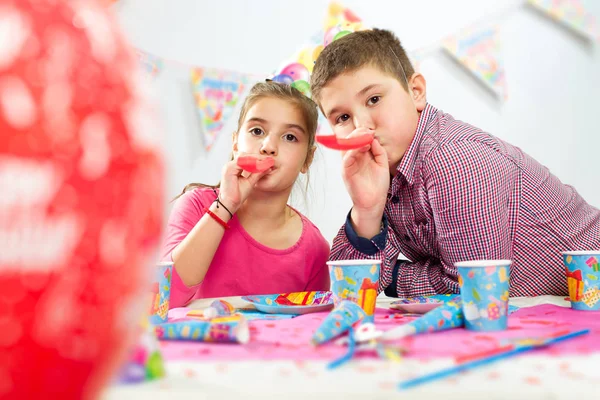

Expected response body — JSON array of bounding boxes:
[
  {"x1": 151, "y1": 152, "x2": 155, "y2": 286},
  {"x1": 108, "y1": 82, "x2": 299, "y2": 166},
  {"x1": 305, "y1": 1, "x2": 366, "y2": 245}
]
[
  {"x1": 290, "y1": 207, "x2": 329, "y2": 248},
  {"x1": 172, "y1": 186, "x2": 218, "y2": 213}
]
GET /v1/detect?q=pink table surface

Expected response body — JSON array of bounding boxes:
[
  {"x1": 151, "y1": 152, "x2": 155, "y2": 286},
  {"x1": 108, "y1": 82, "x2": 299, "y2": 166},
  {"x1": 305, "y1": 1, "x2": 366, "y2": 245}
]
[{"x1": 159, "y1": 305, "x2": 600, "y2": 362}]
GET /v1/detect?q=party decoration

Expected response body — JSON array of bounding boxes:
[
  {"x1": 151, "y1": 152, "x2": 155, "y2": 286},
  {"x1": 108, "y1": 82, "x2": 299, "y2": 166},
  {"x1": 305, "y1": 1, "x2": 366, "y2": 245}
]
[
  {"x1": 563, "y1": 252, "x2": 600, "y2": 310},
  {"x1": 0, "y1": 1, "x2": 164, "y2": 399},
  {"x1": 135, "y1": 50, "x2": 164, "y2": 78},
  {"x1": 149, "y1": 262, "x2": 173, "y2": 325},
  {"x1": 116, "y1": 315, "x2": 166, "y2": 384},
  {"x1": 528, "y1": 0, "x2": 600, "y2": 42},
  {"x1": 327, "y1": 260, "x2": 380, "y2": 323},
  {"x1": 312, "y1": 300, "x2": 366, "y2": 345},
  {"x1": 382, "y1": 296, "x2": 464, "y2": 341},
  {"x1": 191, "y1": 67, "x2": 251, "y2": 151},
  {"x1": 443, "y1": 25, "x2": 508, "y2": 100},
  {"x1": 271, "y1": 3, "x2": 366, "y2": 136},
  {"x1": 456, "y1": 261, "x2": 512, "y2": 331},
  {"x1": 236, "y1": 155, "x2": 275, "y2": 173},
  {"x1": 316, "y1": 132, "x2": 374, "y2": 151},
  {"x1": 242, "y1": 291, "x2": 334, "y2": 315},
  {"x1": 156, "y1": 315, "x2": 250, "y2": 344}
]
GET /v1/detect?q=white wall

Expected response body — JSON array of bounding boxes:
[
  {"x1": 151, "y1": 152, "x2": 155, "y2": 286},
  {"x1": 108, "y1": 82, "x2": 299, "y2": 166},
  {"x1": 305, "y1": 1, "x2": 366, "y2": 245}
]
[{"x1": 115, "y1": 0, "x2": 600, "y2": 243}]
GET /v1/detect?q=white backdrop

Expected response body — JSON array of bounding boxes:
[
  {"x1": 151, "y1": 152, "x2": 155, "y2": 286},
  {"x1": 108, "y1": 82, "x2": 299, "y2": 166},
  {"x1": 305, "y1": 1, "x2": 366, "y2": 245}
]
[{"x1": 115, "y1": 0, "x2": 600, "y2": 243}]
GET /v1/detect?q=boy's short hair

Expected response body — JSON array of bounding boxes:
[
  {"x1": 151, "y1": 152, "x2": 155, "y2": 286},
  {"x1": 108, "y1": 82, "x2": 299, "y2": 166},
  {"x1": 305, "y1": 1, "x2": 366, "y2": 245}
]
[{"x1": 311, "y1": 28, "x2": 415, "y2": 102}]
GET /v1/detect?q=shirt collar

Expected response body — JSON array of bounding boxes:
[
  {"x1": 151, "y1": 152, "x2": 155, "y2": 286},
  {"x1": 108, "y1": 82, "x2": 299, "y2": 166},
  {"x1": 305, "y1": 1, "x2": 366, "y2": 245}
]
[{"x1": 395, "y1": 103, "x2": 437, "y2": 185}]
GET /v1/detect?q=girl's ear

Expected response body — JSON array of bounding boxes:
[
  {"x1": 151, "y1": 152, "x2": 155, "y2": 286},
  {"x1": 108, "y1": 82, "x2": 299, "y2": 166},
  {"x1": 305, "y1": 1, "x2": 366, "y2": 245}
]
[
  {"x1": 232, "y1": 131, "x2": 239, "y2": 154},
  {"x1": 301, "y1": 146, "x2": 316, "y2": 174}
]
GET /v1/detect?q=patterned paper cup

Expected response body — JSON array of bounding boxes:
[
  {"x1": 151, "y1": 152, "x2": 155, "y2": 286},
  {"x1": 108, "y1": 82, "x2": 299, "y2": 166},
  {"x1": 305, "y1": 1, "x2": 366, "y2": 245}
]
[
  {"x1": 562, "y1": 251, "x2": 600, "y2": 311},
  {"x1": 456, "y1": 260, "x2": 511, "y2": 331},
  {"x1": 149, "y1": 262, "x2": 173, "y2": 325},
  {"x1": 327, "y1": 260, "x2": 381, "y2": 323}
]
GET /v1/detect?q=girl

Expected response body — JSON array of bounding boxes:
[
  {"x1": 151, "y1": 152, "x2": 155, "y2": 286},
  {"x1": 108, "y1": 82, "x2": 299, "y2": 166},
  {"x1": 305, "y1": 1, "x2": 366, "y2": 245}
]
[{"x1": 161, "y1": 81, "x2": 330, "y2": 308}]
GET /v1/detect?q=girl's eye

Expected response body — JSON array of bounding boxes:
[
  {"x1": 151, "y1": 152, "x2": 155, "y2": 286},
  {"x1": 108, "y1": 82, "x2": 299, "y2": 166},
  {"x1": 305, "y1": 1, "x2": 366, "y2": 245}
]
[
  {"x1": 367, "y1": 96, "x2": 380, "y2": 106},
  {"x1": 283, "y1": 133, "x2": 298, "y2": 142},
  {"x1": 336, "y1": 114, "x2": 350, "y2": 124},
  {"x1": 250, "y1": 128, "x2": 264, "y2": 136}
]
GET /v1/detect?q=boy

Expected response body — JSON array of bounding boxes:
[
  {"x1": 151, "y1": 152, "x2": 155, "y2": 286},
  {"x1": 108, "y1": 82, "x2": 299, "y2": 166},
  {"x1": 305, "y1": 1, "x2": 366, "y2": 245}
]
[{"x1": 310, "y1": 28, "x2": 600, "y2": 297}]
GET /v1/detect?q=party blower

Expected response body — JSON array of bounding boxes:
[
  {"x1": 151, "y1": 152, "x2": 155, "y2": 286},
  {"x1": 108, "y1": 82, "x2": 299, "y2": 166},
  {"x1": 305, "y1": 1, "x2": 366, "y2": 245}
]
[
  {"x1": 316, "y1": 133, "x2": 374, "y2": 150},
  {"x1": 237, "y1": 155, "x2": 275, "y2": 173},
  {"x1": 380, "y1": 296, "x2": 464, "y2": 341}
]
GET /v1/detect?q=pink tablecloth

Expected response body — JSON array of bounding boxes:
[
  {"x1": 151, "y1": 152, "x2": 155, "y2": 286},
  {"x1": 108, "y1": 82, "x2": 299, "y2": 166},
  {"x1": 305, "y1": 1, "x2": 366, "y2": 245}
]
[{"x1": 159, "y1": 305, "x2": 600, "y2": 362}]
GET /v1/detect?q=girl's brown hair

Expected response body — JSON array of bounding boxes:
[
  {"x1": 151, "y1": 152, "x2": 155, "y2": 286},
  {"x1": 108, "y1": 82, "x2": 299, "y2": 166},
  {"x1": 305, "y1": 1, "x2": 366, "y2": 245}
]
[{"x1": 174, "y1": 80, "x2": 319, "y2": 200}]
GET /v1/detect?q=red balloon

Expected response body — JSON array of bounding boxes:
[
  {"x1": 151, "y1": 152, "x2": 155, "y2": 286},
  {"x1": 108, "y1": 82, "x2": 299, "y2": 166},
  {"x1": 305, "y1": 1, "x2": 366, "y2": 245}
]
[{"x1": 0, "y1": 1, "x2": 164, "y2": 399}]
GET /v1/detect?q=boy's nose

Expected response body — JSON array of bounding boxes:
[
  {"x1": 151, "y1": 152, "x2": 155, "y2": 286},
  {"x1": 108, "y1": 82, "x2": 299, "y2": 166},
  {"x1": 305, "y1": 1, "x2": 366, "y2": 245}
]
[{"x1": 354, "y1": 112, "x2": 374, "y2": 130}]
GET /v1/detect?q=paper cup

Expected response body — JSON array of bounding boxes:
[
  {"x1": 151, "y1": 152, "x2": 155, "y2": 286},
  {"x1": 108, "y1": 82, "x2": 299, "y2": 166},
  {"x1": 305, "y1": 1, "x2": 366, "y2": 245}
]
[
  {"x1": 149, "y1": 262, "x2": 173, "y2": 325},
  {"x1": 562, "y1": 251, "x2": 600, "y2": 311},
  {"x1": 456, "y1": 260, "x2": 511, "y2": 331},
  {"x1": 327, "y1": 260, "x2": 381, "y2": 323}
]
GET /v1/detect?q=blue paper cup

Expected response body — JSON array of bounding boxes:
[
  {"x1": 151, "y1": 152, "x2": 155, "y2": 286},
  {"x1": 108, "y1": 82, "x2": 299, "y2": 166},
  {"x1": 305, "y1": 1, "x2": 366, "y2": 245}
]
[
  {"x1": 456, "y1": 260, "x2": 511, "y2": 331},
  {"x1": 562, "y1": 251, "x2": 600, "y2": 311},
  {"x1": 149, "y1": 261, "x2": 173, "y2": 325},
  {"x1": 327, "y1": 260, "x2": 380, "y2": 323}
]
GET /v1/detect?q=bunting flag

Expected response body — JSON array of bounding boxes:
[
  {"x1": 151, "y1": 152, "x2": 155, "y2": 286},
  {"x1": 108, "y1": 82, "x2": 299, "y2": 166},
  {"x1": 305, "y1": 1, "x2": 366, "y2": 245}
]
[
  {"x1": 191, "y1": 67, "x2": 252, "y2": 151},
  {"x1": 528, "y1": 0, "x2": 600, "y2": 42},
  {"x1": 443, "y1": 25, "x2": 508, "y2": 100},
  {"x1": 135, "y1": 50, "x2": 163, "y2": 79},
  {"x1": 271, "y1": 2, "x2": 366, "y2": 135}
]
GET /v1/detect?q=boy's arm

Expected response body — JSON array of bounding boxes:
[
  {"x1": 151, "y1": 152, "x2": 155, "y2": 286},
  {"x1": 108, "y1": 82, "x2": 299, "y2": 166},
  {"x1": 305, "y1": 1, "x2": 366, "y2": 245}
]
[
  {"x1": 388, "y1": 140, "x2": 516, "y2": 297},
  {"x1": 329, "y1": 211, "x2": 402, "y2": 293}
]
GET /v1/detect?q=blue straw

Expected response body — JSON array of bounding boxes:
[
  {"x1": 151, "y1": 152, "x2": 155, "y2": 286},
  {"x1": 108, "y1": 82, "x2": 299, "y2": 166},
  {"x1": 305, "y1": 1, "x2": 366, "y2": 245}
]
[
  {"x1": 327, "y1": 328, "x2": 357, "y2": 370},
  {"x1": 398, "y1": 328, "x2": 590, "y2": 390}
]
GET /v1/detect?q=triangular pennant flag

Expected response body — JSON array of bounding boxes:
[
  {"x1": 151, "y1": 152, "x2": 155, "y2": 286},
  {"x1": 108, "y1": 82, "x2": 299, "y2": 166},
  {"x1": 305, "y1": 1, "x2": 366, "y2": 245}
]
[
  {"x1": 191, "y1": 68, "x2": 251, "y2": 151},
  {"x1": 135, "y1": 50, "x2": 163, "y2": 79},
  {"x1": 528, "y1": 0, "x2": 599, "y2": 42},
  {"x1": 443, "y1": 25, "x2": 507, "y2": 100},
  {"x1": 270, "y1": 2, "x2": 367, "y2": 135}
]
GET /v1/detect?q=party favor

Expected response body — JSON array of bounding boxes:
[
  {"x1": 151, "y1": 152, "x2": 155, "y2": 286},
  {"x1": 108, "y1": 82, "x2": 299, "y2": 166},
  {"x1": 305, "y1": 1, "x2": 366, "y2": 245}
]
[
  {"x1": 116, "y1": 315, "x2": 165, "y2": 384},
  {"x1": 563, "y1": 251, "x2": 600, "y2": 311},
  {"x1": 312, "y1": 300, "x2": 366, "y2": 345},
  {"x1": 156, "y1": 315, "x2": 250, "y2": 344},
  {"x1": 381, "y1": 296, "x2": 464, "y2": 341},
  {"x1": 456, "y1": 260, "x2": 511, "y2": 331}
]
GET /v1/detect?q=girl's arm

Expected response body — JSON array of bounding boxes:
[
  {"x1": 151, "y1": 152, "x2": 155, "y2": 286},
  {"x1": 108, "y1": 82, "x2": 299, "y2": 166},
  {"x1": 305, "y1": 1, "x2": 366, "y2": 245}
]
[
  {"x1": 171, "y1": 198, "x2": 231, "y2": 287},
  {"x1": 170, "y1": 158, "x2": 271, "y2": 287}
]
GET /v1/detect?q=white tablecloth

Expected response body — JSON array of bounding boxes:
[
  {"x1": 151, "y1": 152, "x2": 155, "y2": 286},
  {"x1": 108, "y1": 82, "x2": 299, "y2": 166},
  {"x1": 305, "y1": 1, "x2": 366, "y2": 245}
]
[{"x1": 104, "y1": 295, "x2": 600, "y2": 400}]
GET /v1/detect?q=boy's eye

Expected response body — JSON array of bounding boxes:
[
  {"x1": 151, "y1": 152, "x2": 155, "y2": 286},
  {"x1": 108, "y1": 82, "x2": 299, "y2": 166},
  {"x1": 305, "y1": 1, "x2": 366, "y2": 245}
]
[
  {"x1": 283, "y1": 133, "x2": 298, "y2": 142},
  {"x1": 367, "y1": 96, "x2": 380, "y2": 106},
  {"x1": 250, "y1": 127, "x2": 264, "y2": 136},
  {"x1": 336, "y1": 114, "x2": 350, "y2": 124}
]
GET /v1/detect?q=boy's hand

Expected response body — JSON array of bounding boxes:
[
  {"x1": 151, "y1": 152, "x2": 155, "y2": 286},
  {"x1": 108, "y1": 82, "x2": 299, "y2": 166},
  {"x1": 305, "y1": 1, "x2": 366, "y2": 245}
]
[{"x1": 341, "y1": 128, "x2": 390, "y2": 237}]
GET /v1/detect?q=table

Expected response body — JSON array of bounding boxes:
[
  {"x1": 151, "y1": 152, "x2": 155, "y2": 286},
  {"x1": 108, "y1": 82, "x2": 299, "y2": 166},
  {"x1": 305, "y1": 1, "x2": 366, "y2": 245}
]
[{"x1": 105, "y1": 295, "x2": 600, "y2": 400}]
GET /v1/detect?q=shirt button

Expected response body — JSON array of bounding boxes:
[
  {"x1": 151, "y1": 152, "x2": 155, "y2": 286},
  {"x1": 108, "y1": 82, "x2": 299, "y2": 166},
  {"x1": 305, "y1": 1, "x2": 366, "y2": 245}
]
[
  {"x1": 404, "y1": 234, "x2": 411, "y2": 242},
  {"x1": 391, "y1": 196, "x2": 400, "y2": 204}
]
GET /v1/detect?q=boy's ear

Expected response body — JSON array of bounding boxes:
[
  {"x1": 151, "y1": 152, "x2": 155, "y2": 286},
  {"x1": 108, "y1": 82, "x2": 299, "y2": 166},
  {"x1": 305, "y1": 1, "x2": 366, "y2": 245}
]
[
  {"x1": 409, "y1": 73, "x2": 427, "y2": 112},
  {"x1": 301, "y1": 146, "x2": 316, "y2": 174}
]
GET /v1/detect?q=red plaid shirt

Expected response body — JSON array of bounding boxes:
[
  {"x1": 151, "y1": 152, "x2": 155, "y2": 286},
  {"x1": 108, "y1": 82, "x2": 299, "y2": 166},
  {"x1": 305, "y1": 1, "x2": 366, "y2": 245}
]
[{"x1": 330, "y1": 104, "x2": 600, "y2": 297}]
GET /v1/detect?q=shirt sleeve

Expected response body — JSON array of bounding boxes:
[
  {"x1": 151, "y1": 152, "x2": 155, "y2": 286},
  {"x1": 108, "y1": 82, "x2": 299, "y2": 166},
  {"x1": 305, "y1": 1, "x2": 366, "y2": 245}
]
[
  {"x1": 161, "y1": 189, "x2": 215, "y2": 308},
  {"x1": 329, "y1": 211, "x2": 403, "y2": 294},
  {"x1": 394, "y1": 140, "x2": 516, "y2": 296}
]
